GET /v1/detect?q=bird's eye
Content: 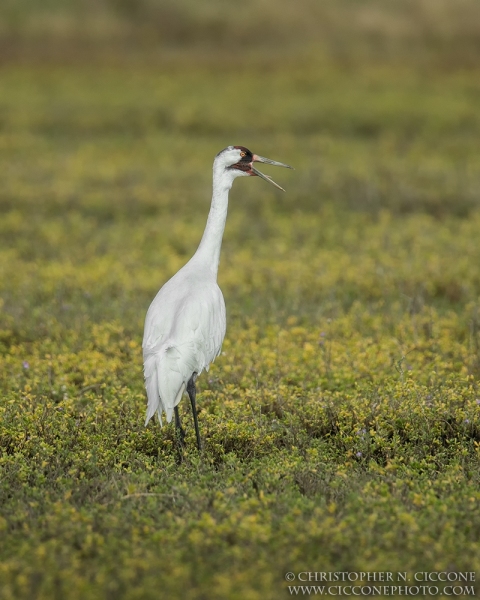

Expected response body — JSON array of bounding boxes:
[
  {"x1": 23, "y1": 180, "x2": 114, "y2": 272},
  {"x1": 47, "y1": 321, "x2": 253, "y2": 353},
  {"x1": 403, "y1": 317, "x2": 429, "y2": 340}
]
[{"x1": 240, "y1": 151, "x2": 246, "y2": 157}]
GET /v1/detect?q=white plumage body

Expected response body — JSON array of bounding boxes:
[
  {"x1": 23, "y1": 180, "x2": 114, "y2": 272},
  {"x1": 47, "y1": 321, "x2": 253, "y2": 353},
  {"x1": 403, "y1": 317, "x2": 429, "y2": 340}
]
[{"x1": 143, "y1": 259, "x2": 226, "y2": 425}]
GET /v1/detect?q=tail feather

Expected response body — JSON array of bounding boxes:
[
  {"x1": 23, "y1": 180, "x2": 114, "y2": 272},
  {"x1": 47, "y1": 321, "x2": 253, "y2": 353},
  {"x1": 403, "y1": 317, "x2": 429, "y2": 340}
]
[
  {"x1": 144, "y1": 354, "x2": 161, "y2": 425},
  {"x1": 162, "y1": 382, "x2": 185, "y2": 424},
  {"x1": 144, "y1": 346, "x2": 188, "y2": 427}
]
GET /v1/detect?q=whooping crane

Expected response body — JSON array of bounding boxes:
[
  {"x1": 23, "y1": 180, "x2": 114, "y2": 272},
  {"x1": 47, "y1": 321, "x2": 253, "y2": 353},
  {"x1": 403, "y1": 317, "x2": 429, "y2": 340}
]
[{"x1": 143, "y1": 146, "x2": 293, "y2": 450}]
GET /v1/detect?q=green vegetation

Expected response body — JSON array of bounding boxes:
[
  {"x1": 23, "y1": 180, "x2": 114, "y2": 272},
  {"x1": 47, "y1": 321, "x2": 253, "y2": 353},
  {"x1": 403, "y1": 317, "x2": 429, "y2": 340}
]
[{"x1": 1, "y1": 1, "x2": 480, "y2": 598}]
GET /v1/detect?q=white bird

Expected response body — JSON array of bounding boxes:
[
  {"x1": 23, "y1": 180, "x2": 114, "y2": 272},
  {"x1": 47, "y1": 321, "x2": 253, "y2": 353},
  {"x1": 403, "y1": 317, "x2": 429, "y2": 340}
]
[{"x1": 143, "y1": 146, "x2": 292, "y2": 450}]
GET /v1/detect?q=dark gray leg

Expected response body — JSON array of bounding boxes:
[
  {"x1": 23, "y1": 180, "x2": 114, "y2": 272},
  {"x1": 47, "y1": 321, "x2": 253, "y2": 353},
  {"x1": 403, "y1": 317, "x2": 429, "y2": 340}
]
[
  {"x1": 187, "y1": 373, "x2": 202, "y2": 451},
  {"x1": 174, "y1": 405, "x2": 185, "y2": 447}
]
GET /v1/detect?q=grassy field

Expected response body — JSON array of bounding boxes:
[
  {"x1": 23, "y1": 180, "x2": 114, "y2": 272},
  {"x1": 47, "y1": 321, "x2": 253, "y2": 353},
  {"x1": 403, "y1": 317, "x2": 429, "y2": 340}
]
[{"x1": 1, "y1": 1, "x2": 480, "y2": 599}]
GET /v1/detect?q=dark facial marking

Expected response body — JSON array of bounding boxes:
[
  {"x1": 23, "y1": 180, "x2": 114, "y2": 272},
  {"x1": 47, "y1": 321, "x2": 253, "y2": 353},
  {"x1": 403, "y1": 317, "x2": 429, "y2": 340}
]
[{"x1": 229, "y1": 146, "x2": 253, "y2": 172}]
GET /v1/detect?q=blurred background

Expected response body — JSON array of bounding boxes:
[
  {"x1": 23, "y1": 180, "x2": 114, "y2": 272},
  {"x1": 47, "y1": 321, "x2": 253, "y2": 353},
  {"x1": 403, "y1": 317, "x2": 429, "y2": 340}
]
[
  {"x1": 1, "y1": 0, "x2": 480, "y2": 329},
  {"x1": 2, "y1": 0, "x2": 480, "y2": 68}
]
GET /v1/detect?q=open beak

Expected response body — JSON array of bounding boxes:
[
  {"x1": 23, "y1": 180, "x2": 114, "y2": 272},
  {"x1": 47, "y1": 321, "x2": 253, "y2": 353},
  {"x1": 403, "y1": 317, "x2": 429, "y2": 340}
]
[{"x1": 251, "y1": 154, "x2": 294, "y2": 192}]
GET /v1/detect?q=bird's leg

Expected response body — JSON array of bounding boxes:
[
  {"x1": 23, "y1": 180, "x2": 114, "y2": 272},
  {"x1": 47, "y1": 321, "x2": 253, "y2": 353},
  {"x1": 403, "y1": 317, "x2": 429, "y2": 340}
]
[
  {"x1": 174, "y1": 405, "x2": 186, "y2": 448},
  {"x1": 187, "y1": 373, "x2": 202, "y2": 451}
]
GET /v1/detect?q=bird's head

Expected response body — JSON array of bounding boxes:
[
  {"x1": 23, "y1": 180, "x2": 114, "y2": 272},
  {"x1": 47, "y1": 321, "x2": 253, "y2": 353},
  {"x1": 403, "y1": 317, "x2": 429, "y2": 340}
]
[{"x1": 214, "y1": 146, "x2": 293, "y2": 191}]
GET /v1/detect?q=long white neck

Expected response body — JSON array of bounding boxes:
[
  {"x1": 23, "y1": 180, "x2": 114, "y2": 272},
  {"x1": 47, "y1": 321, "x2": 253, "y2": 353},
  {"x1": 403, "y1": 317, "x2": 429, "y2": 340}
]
[{"x1": 192, "y1": 167, "x2": 234, "y2": 278}]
